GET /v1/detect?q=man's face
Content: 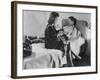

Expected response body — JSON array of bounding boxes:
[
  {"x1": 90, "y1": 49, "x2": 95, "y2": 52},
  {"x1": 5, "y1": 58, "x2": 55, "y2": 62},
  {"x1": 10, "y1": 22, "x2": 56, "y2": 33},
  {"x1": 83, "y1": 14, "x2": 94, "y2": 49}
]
[
  {"x1": 63, "y1": 26, "x2": 73, "y2": 35},
  {"x1": 68, "y1": 18, "x2": 74, "y2": 26}
]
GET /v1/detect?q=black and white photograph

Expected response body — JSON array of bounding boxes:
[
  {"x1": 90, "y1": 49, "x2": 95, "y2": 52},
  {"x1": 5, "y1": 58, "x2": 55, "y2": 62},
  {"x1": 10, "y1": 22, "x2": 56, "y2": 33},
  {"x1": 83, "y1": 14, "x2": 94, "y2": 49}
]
[
  {"x1": 11, "y1": 1, "x2": 97, "y2": 78},
  {"x1": 23, "y1": 11, "x2": 91, "y2": 69}
]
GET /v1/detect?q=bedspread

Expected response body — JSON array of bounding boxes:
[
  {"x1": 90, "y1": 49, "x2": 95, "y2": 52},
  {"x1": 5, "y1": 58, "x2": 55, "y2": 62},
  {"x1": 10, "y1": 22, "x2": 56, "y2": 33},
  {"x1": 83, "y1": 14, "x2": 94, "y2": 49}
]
[{"x1": 23, "y1": 43, "x2": 66, "y2": 69}]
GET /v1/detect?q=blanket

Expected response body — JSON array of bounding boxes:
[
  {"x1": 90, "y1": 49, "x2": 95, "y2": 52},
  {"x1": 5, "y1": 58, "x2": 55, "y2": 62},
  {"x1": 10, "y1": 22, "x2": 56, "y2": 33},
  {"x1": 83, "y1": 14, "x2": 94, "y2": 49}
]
[{"x1": 23, "y1": 43, "x2": 66, "y2": 69}]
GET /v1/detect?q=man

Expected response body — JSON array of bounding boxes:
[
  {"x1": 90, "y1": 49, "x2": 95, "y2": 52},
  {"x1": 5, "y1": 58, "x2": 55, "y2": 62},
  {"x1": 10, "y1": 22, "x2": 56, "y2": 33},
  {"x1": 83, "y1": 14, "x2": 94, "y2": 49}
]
[{"x1": 63, "y1": 16, "x2": 85, "y2": 59}]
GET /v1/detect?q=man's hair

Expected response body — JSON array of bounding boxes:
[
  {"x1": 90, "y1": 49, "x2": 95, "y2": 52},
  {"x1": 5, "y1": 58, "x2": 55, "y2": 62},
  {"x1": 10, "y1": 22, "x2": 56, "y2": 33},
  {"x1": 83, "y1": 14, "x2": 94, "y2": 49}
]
[
  {"x1": 68, "y1": 16, "x2": 77, "y2": 26},
  {"x1": 48, "y1": 12, "x2": 59, "y2": 25}
]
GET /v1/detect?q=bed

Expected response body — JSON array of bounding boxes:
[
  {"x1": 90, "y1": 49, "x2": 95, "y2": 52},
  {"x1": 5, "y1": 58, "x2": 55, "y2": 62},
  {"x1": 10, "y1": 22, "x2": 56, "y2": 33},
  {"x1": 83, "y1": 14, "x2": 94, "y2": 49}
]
[{"x1": 23, "y1": 42, "x2": 67, "y2": 69}]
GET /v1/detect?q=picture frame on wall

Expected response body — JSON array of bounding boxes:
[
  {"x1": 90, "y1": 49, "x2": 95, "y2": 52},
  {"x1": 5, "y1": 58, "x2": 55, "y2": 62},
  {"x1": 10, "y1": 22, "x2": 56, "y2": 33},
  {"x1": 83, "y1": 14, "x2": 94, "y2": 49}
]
[{"x1": 11, "y1": 1, "x2": 98, "y2": 78}]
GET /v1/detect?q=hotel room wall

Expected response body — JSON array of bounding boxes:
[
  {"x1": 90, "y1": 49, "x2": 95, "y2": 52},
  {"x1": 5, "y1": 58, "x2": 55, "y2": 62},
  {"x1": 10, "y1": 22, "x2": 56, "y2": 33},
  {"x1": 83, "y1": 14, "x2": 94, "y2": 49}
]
[{"x1": 23, "y1": 11, "x2": 90, "y2": 37}]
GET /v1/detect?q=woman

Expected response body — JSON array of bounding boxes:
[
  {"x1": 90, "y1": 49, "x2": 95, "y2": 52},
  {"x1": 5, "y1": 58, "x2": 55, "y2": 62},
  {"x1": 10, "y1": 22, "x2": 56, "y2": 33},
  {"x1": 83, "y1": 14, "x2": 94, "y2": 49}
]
[{"x1": 45, "y1": 12, "x2": 63, "y2": 49}]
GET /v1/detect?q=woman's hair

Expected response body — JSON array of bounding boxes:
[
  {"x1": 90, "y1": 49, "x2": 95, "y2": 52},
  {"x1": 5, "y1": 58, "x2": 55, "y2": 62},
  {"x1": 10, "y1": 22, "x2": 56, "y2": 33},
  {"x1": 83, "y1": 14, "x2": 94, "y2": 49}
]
[
  {"x1": 48, "y1": 12, "x2": 59, "y2": 25},
  {"x1": 68, "y1": 16, "x2": 77, "y2": 26}
]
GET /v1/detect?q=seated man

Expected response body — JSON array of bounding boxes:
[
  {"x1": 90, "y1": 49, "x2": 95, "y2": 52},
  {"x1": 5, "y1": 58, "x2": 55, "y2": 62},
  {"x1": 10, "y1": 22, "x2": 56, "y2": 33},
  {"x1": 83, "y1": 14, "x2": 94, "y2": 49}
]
[
  {"x1": 57, "y1": 16, "x2": 85, "y2": 66},
  {"x1": 63, "y1": 16, "x2": 85, "y2": 59}
]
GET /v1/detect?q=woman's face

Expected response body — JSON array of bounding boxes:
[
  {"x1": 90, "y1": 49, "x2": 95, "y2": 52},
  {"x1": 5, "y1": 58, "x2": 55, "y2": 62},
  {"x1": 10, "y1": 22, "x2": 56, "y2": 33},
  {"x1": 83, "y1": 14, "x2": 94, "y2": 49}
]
[
  {"x1": 54, "y1": 17, "x2": 61, "y2": 30},
  {"x1": 55, "y1": 17, "x2": 59, "y2": 24}
]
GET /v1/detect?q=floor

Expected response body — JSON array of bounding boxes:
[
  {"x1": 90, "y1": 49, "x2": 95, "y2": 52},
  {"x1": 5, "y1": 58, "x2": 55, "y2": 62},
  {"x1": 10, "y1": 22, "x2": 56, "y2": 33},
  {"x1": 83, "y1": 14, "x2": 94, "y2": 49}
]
[
  {"x1": 73, "y1": 54, "x2": 91, "y2": 67},
  {"x1": 62, "y1": 54, "x2": 91, "y2": 67}
]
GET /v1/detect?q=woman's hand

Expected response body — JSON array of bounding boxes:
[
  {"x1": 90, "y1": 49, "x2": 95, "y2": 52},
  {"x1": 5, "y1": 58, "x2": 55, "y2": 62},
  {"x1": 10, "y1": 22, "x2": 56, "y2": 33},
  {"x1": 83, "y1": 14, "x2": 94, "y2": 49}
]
[{"x1": 57, "y1": 31, "x2": 64, "y2": 37}]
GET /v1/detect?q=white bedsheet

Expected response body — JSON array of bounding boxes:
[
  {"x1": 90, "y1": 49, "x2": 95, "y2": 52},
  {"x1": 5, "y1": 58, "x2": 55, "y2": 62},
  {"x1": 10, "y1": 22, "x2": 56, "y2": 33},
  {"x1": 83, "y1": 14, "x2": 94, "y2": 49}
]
[{"x1": 23, "y1": 43, "x2": 66, "y2": 69}]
